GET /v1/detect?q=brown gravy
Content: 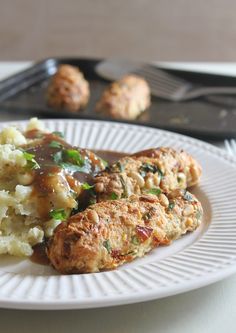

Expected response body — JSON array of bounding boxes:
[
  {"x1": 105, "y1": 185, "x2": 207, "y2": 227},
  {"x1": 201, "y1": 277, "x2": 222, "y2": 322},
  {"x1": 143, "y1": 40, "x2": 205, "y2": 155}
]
[
  {"x1": 31, "y1": 242, "x2": 50, "y2": 266},
  {"x1": 30, "y1": 149, "x2": 127, "y2": 266},
  {"x1": 24, "y1": 131, "x2": 106, "y2": 218},
  {"x1": 93, "y1": 150, "x2": 127, "y2": 164}
]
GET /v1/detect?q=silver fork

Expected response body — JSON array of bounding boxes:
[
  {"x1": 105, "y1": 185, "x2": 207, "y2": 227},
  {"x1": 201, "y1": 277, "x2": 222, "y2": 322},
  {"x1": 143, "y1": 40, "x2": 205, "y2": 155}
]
[
  {"x1": 96, "y1": 60, "x2": 236, "y2": 102},
  {"x1": 133, "y1": 65, "x2": 236, "y2": 102},
  {"x1": 225, "y1": 139, "x2": 236, "y2": 156}
]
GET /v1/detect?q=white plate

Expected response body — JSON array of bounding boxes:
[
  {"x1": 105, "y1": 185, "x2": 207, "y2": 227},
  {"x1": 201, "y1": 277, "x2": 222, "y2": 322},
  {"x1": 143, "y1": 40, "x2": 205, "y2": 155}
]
[{"x1": 0, "y1": 119, "x2": 236, "y2": 310}]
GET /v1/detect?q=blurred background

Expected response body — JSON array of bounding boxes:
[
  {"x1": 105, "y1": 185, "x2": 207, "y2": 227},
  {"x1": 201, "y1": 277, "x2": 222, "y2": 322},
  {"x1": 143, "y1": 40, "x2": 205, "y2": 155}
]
[{"x1": 0, "y1": 0, "x2": 235, "y2": 61}]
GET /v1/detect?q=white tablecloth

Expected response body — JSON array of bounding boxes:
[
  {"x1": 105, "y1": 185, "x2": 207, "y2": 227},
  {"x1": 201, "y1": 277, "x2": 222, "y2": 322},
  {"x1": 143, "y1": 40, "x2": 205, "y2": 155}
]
[{"x1": 0, "y1": 62, "x2": 235, "y2": 333}]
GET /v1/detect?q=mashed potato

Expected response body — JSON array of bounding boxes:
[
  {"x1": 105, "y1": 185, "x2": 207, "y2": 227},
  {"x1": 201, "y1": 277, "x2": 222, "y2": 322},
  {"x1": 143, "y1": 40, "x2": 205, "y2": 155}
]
[
  {"x1": 0, "y1": 118, "x2": 95, "y2": 257},
  {"x1": 0, "y1": 118, "x2": 106, "y2": 257},
  {"x1": 0, "y1": 118, "x2": 106, "y2": 256}
]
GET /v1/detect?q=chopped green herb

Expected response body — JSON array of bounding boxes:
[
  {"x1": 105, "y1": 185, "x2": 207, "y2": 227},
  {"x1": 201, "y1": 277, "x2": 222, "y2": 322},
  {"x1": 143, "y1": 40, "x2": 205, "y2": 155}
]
[
  {"x1": 52, "y1": 131, "x2": 64, "y2": 138},
  {"x1": 81, "y1": 182, "x2": 94, "y2": 190},
  {"x1": 147, "y1": 188, "x2": 162, "y2": 196},
  {"x1": 120, "y1": 175, "x2": 128, "y2": 198},
  {"x1": 49, "y1": 208, "x2": 67, "y2": 221},
  {"x1": 131, "y1": 235, "x2": 140, "y2": 246},
  {"x1": 196, "y1": 209, "x2": 202, "y2": 220},
  {"x1": 183, "y1": 191, "x2": 193, "y2": 202},
  {"x1": 105, "y1": 165, "x2": 111, "y2": 173},
  {"x1": 71, "y1": 204, "x2": 84, "y2": 215},
  {"x1": 126, "y1": 250, "x2": 136, "y2": 256},
  {"x1": 53, "y1": 151, "x2": 63, "y2": 164},
  {"x1": 140, "y1": 163, "x2": 154, "y2": 173},
  {"x1": 49, "y1": 140, "x2": 63, "y2": 149},
  {"x1": 89, "y1": 197, "x2": 97, "y2": 205},
  {"x1": 110, "y1": 192, "x2": 118, "y2": 200},
  {"x1": 53, "y1": 149, "x2": 91, "y2": 173},
  {"x1": 60, "y1": 162, "x2": 90, "y2": 173},
  {"x1": 23, "y1": 151, "x2": 40, "y2": 170},
  {"x1": 64, "y1": 149, "x2": 84, "y2": 166},
  {"x1": 117, "y1": 161, "x2": 125, "y2": 172},
  {"x1": 103, "y1": 240, "x2": 112, "y2": 253},
  {"x1": 143, "y1": 211, "x2": 152, "y2": 221},
  {"x1": 23, "y1": 151, "x2": 35, "y2": 161},
  {"x1": 177, "y1": 176, "x2": 182, "y2": 183},
  {"x1": 168, "y1": 202, "x2": 175, "y2": 210},
  {"x1": 70, "y1": 188, "x2": 77, "y2": 198},
  {"x1": 140, "y1": 163, "x2": 164, "y2": 178},
  {"x1": 99, "y1": 158, "x2": 108, "y2": 168}
]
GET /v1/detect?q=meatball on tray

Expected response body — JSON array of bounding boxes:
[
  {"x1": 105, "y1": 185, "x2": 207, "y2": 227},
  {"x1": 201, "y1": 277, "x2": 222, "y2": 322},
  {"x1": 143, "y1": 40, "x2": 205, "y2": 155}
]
[{"x1": 0, "y1": 57, "x2": 236, "y2": 140}]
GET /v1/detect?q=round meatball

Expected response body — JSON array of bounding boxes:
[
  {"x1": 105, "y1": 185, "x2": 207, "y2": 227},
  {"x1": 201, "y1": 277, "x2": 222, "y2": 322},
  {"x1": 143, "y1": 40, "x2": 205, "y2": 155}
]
[
  {"x1": 46, "y1": 65, "x2": 90, "y2": 112},
  {"x1": 95, "y1": 75, "x2": 151, "y2": 120}
]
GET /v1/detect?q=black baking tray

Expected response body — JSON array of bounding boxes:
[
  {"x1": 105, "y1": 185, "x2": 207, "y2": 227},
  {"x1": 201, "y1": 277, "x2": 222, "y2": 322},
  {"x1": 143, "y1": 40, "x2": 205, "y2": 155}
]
[{"x1": 0, "y1": 57, "x2": 236, "y2": 140}]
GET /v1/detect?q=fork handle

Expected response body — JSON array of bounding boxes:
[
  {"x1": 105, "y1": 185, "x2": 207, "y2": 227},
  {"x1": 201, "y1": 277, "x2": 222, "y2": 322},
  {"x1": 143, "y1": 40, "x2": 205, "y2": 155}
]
[
  {"x1": 204, "y1": 95, "x2": 236, "y2": 108},
  {"x1": 181, "y1": 87, "x2": 236, "y2": 101}
]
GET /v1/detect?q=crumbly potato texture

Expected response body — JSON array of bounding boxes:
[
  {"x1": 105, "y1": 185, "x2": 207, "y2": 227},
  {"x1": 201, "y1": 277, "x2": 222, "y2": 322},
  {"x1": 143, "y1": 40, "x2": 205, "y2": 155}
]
[{"x1": 0, "y1": 118, "x2": 71, "y2": 256}]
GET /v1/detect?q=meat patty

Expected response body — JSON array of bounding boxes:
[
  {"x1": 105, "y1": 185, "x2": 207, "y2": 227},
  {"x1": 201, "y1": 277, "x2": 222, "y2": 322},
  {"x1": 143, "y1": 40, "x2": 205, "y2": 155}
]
[
  {"x1": 94, "y1": 147, "x2": 201, "y2": 201},
  {"x1": 46, "y1": 65, "x2": 90, "y2": 112},
  {"x1": 47, "y1": 190, "x2": 203, "y2": 274},
  {"x1": 95, "y1": 75, "x2": 151, "y2": 120}
]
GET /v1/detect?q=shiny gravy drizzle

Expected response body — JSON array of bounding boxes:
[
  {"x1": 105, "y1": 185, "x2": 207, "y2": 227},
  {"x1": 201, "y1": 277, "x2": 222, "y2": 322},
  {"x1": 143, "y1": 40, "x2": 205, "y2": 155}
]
[{"x1": 27, "y1": 130, "x2": 127, "y2": 266}]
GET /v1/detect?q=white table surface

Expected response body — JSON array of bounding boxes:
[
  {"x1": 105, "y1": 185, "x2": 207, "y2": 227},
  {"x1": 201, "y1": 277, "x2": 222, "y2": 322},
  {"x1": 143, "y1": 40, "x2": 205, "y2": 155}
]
[{"x1": 0, "y1": 62, "x2": 236, "y2": 333}]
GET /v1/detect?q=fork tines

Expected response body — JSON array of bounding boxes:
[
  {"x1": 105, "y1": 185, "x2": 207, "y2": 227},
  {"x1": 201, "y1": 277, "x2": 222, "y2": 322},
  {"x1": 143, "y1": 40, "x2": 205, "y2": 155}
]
[{"x1": 132, "y1": 65, "x2": 191, "y2": 98}]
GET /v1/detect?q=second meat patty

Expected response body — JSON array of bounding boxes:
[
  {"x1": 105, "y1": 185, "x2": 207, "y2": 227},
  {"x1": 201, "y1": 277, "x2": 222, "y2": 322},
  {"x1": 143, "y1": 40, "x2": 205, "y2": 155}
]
[{"x1": 94, "y1": 147, "x2": 201, "y2": 202}]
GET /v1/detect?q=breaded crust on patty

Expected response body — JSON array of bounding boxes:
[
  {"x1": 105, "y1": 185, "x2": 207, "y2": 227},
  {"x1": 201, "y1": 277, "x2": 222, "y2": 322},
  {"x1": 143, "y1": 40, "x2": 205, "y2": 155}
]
[
  {"x1": 94, "y1": 147, "x2": 202, "y2": 201},
  {"x1": 47, "y1": 190, "x2": 203, "y2": 274},
  {"x1": 46, "y1": 65, "x2": 90, "y2": 112},
  {"x1": 95, "y1": 75, "x2": 151, "y2": 120}
]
